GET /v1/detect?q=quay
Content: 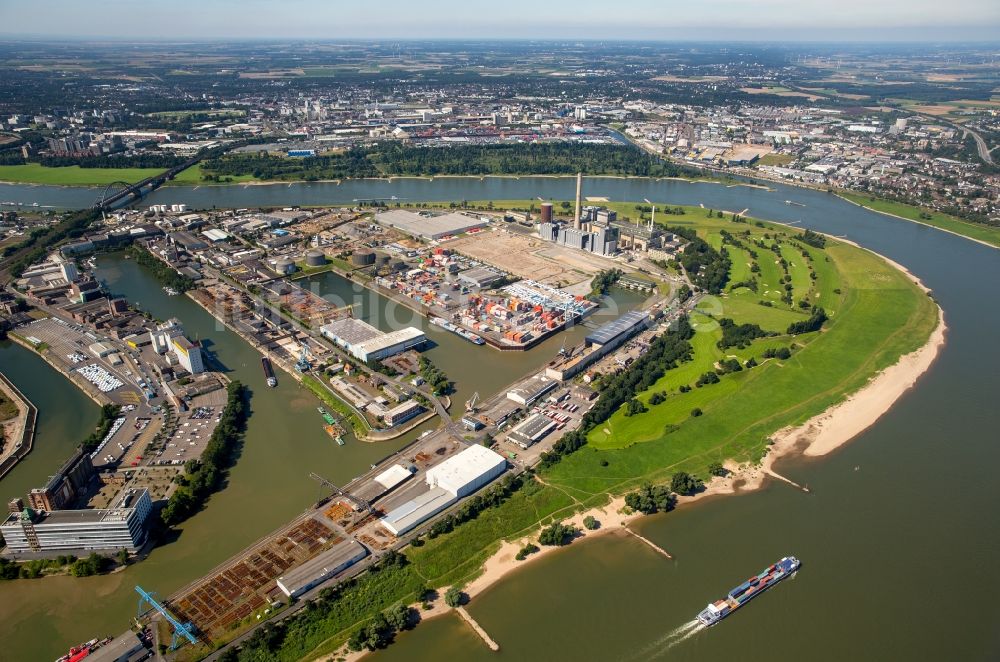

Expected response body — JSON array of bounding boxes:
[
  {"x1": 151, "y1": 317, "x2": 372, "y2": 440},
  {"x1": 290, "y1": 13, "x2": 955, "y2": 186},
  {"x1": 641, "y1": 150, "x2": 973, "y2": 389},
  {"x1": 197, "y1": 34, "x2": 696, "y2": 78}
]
[{"x1": 0, "y1": 371, "x2": 38, "y2": 481}]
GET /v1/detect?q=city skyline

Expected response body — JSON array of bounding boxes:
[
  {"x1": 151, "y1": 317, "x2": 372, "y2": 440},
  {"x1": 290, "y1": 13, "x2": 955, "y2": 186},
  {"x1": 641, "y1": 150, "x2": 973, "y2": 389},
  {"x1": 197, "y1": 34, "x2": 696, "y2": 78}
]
[{"x1": 3, "y1": 0, "x2": 1000, "y2": 41}]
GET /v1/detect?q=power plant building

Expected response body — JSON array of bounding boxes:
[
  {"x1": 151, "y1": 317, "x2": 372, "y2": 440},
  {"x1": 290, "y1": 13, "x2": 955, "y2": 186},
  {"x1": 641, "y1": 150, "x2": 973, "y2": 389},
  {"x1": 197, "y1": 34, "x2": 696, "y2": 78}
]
[{"x1": 2, "y1": 489, "x2": 153, "y2": 555}]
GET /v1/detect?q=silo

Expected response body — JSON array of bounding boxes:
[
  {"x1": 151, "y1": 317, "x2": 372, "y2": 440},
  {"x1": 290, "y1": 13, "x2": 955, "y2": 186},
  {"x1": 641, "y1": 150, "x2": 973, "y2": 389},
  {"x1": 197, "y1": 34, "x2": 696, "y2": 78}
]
[
  {"x1": 540, "y1": 202, "x2": 553, "y2": 223},
  {"x1": 352, "y1": 249, "x2": 376, "y2": 267},
  {"x1": 305, "y1": 249, "x2": 327, "y2": 267},
  {"x1": 274, "y1": 258, "x2": 296, "y2": 275}
]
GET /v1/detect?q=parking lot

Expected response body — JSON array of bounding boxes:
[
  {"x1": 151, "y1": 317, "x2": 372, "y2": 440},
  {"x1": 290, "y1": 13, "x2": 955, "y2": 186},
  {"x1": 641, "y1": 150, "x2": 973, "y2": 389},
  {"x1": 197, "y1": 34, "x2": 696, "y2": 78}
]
[{"x1": 21, "y1": 317, "x2": 143, "y2": 406}]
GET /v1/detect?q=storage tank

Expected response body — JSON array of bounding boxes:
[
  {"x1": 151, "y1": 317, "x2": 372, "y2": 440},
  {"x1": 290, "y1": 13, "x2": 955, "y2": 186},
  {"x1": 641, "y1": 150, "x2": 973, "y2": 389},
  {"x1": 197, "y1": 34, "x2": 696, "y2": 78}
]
[
  {"x1": 305, "y1": 249, "x2": 327, "y2": 267},
  {"x1": 540, "y1": 202, "x2": 553, "y2": 223},
  {"x1": 352, "y1": 249, "x2": 376, "y2": 267},
  {"x1": 274, "y1": 258, "x2": 296, "y2": 275}
]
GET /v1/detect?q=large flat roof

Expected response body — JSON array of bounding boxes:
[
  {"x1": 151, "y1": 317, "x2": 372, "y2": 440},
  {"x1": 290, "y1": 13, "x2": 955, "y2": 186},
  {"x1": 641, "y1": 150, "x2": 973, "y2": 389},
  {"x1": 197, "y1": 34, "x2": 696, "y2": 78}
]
[
  {"x1": 381, "y1": 486, "x2": 456, "y2": 535},
  {"x1": 354, "y1": 327, "x2": 425, "y2": 356},
  {"x1": 276, "y1": 538, "x2": 367, "y2": 594},
  {"x1": 321, "y1": 318, "x2": 383, "y2": 346},
  {"x1": 376, "y1": 210, "x2": 487, "y2": 240},
  {"x1": 586, "y1": 310, "x2": 650, "y2": 347}
]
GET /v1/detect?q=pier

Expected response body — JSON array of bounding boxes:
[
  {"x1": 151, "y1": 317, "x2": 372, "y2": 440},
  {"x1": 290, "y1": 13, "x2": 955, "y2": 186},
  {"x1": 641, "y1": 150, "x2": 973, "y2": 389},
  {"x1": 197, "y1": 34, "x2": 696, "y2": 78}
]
[
  {"x1": 624, "y1": 526, "x2": 674, "y2": 560},
  {"x1": 457, "y1": 606, "x2": 500, "y2": 651},
  {"x1": 0, "y1": 371, "x2": 37, "y2": 481}
]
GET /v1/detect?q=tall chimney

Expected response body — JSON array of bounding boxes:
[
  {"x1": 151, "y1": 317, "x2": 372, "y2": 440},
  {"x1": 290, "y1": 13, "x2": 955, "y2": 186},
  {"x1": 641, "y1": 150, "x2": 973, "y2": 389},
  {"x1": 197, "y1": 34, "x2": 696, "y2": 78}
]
[{"x1": 574, "y1": 172, "x2": 583, "y2": 229}]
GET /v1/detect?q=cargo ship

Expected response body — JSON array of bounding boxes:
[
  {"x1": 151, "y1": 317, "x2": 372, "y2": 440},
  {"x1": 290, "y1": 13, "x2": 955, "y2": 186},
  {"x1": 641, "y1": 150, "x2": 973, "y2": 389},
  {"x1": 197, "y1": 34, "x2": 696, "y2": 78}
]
[
  {"x1": 697, "y1": 556, "x2": 800, "y2": 626},
  {"x1": 56, "y1": 638, "x2": 109, "y2": 662},
  {"x1": 262, "y1": 356, "x2": 277, "y2": 387},
  {"x1": 429, "y1": 315, "x2": 485, "y2": 345},
  {"x1": 318, "y1": 408, "x2": 345, "y2": 444}
]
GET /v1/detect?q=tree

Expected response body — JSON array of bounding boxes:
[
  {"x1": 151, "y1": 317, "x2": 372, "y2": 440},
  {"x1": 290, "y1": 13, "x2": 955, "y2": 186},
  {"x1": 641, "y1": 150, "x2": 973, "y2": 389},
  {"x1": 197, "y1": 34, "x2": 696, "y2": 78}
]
[
  {"x1": 583, "y1": 515, "x2": 599, "y2": 530},
  {"x1": 624, "y1": 483, "x2": 675, "y2": 514},
  {"x1": 624, "y1": 398, "x2": 648, "y2": 416},
  {"x1": 538, "y1": 522, "x2": 577, "y2": 546},
  {"x1": 708, "y1": 462, "x2": 726, "y2": 477},
  {"x1": 691, "y1": 408, "x2": 703, "y2": 417},
  {"x1": 116, "y1": 548, "x2": 129, "y2": 566},
  {"x1": 444, "y1": 586, "x2": 465, "y2": 608},
  {"x1": 515, "y1": 543, "x2": 540, "y2": 561},
  {"x1": 649, "y1": 391, "x2": 666, "y2": 405},
  {"x1": 385, "y1": 604, "x2": 414, "y2": 632},
  {"x1": 671, "y1": 472, "x2": 702, "y2": 496}
]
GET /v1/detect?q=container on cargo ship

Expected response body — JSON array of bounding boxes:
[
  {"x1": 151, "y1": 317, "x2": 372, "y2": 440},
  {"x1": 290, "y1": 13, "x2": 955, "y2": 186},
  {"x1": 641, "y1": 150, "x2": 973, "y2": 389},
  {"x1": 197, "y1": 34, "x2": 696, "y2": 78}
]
[{"x1": 696, "y1": 556, "x2": 800, "y2": 626}]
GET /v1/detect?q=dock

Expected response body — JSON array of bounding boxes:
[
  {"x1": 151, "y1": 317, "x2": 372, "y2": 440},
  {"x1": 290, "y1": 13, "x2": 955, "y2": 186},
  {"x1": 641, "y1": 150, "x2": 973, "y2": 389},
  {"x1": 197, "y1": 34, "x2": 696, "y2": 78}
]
[{"x1": 0, "y1": 372, "x2": 37, "y2": 481}]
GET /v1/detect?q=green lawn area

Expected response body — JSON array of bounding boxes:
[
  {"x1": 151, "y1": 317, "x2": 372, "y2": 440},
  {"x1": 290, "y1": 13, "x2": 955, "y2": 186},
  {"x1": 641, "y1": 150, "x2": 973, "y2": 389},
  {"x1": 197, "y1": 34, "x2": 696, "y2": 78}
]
[
  {"x1": 838, "y1": 192, "x2": 1000, "y2": 249},
  {"x1": 543, "y1": 223, "x2": 938, "y2": 503},
  {"x1": 780, "y1": 243, "x2": 814, "y2": 302},
  {"x1": 725, "y1": 245, "x2": 753, "y2": 287},
  {"x1": 710, "y1": 293, "x2": 805, "y2": 330},
  {"x1": 757, "y1": 153, "x2": 795, "y2": 166},
  {"x1": 0, "y1": 163, "x2": 167, "y2": 186}
]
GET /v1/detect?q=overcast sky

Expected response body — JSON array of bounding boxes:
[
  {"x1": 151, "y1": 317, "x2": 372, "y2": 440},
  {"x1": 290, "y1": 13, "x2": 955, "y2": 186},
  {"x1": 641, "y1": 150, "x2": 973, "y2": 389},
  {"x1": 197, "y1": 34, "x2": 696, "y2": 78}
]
[{"x1": 2, "y1": 0, "x2": 999, "y2": 41}]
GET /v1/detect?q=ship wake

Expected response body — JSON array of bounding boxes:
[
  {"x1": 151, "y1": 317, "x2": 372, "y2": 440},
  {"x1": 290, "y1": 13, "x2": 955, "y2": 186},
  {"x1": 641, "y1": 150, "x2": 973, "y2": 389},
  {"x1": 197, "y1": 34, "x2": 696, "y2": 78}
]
[{"x1": 626, "y1": 619, "x2": 705, "y2": 661}]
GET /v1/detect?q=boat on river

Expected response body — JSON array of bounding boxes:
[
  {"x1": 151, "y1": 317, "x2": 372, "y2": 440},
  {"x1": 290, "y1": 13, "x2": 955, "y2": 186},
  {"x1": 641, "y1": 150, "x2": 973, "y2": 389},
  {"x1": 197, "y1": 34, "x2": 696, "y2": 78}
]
[
  {"x1": 697, "y1": 556, "x2": 801, "y2": 626},
  {"x1": 261, "y1": 356, "x2": 277, "y2": 387},
  {"x1": 429, "y1": 315, "x2": 485, "y2": 345}
]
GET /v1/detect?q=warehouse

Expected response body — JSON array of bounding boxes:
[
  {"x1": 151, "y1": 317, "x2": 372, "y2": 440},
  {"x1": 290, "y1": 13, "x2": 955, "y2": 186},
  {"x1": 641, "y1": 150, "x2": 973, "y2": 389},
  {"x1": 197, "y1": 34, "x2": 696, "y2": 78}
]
[
  {"x1": 507, "y1": 413, "x2": 558, "y2": 449},
  {"x1": 585, "y1": 310, "x2": 651, "y2": 351},
  {"x1": 275, "y1": 539, "x2": 368, "y2": 599},
  {"x1": 425, "y1": 444, "x2": 507, "y2": 498},
  {"x1": 376, "y1": 209, "x2": 488, "y2": 240},
  {"x1": 457, "y1": 266, "x2": 503, "y2": 288},
  {"x1": 380, "y1": 445, "x2": 507, "y2": 536},
  {"x1": 380, "y1": 487, "x2": 456, "y2": 536},
  {"x1": 383, "y1": 400, "x2": 424, "y2": 426},
  {"x1": 320, "y1": 319, "x2": 426, "y2": 362},
  {"x1": 506, "y1": 374, "x2": 558, "y2": 407}
]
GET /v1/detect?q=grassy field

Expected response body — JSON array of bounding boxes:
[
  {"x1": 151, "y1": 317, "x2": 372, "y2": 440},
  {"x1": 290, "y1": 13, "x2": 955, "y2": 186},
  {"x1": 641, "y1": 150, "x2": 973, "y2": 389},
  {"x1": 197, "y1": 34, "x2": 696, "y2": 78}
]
[
  {"x1": 838, "y1": 192, "x2": 1000, "y2": 249},
  {"x1": 543, "y1": 222, "x2": 937, "y2": 502},
  {"x1": 0, "y1": 163, "x2": 168, "y2": 186}
]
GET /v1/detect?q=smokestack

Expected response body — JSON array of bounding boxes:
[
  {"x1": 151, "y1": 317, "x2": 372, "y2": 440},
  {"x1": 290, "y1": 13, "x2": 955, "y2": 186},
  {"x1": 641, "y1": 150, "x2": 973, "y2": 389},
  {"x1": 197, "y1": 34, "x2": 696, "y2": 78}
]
[
  {"x1": 574, "y1": 172, "x2": 582, "y2": 229},
  {"x1": 649, "y1": 204, "x2": 655, "y2": 232}
]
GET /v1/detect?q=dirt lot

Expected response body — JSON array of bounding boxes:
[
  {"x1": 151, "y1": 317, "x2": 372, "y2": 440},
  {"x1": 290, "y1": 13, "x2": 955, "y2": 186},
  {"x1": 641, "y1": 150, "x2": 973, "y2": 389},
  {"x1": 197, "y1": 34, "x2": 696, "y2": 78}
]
[{"x1": 447, "y1": 228, "x2": 610, "y2": 287}]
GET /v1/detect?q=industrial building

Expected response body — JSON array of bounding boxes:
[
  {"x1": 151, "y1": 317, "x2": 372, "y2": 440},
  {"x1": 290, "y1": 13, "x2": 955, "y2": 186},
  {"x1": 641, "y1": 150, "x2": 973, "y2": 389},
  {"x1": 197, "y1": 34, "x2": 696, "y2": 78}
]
[
  {"x1": 320, "y1": 318, "x2": 425, "y2": 363},
  {"x1": 457, "y1": 266, "x2": 503, "y2": 288},
  {"x1": 507, "y1": 413, "x2": 558, "y2": 449},
  {"x1": 380, "y1": 445, "x2": 507, "y2": 536},
  {"x1": 545, "y1": 310, "x2": 652, "y2": 381},
  {"x1": 383, "y1": 400, "x2": 424, "y2": 426},
  {"x1": 275, "y1": 539, "x2": 368, "y2": 599},
  {"x1": 537, "y1": 221, "x2": 619, "y2": 256},
  {"x1": 27, "y1": 449, "x2": 96, "y2": 512},
  {"x1": 506, "y1": 374, "x2": 559, "y2": 406},
  {"x1": 585, "y1": 310, "x2": 651, "y2": 350},
  {"x1": 375, "y1": 209, "x2": 488, "y2": 240},
  {"x1": 172, "y1": 336, "x2": 205, "y2": 374},
  {"x1": 1, "y1": 489, "x2": 153, "y2": 555}
]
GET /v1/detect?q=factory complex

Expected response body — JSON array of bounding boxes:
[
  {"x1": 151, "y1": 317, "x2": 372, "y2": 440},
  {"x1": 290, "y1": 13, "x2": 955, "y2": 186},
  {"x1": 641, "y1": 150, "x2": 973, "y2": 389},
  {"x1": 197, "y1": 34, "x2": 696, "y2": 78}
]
[{"x1": 545, "y1": 309, "x2": 653, "y2": 380}]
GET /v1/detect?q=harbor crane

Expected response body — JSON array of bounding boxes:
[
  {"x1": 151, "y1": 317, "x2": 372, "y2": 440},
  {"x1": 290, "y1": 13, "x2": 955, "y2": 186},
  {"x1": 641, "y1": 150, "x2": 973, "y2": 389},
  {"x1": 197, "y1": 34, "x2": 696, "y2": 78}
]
[
  {"x1": 135, "y1": 585, "x2": 198, "y2": 650},
  {"x1": 294, "y1": 338, "x2": 312, "y2": 372},
  {"x1": 465, "y1": 391, "x2": 480, "y2": 412},
  {"x1": 309, "y1": 472, "x2": 374, "y2": 517}
]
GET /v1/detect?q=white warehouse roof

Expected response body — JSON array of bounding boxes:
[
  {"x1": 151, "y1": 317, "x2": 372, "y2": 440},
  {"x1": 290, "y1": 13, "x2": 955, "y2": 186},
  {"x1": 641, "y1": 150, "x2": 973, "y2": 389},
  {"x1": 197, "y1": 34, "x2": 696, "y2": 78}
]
[
  {"x1": 374, "y1": 464, "x2": 414, "y2": 491},
  {"x1": 425, "y1": 445, "x2": 507, "y2": 498}
]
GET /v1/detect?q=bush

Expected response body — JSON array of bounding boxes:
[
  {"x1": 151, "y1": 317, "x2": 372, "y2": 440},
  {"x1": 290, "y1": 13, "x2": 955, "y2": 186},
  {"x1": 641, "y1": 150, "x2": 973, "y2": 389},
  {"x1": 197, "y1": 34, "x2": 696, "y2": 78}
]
[
  {"x1": 708, "y1": 462, "x2": 726, "y2": 477},
  {"x1": 515, "y1": 543, "x2": 540, "y2": 561},
  {"x1": 690, "y1": 408, "x2": 703, "y2": 417},
  {"x1": 583, "y1": 515, "x2": 599, "y2": 530}
]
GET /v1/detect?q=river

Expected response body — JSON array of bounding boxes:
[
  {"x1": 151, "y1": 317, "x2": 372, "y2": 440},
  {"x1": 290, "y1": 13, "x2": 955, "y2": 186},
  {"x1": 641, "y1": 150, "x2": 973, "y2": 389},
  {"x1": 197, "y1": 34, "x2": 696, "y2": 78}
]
[{"x1": 0, "y1": 177, "x2": 998, "y2": 661}]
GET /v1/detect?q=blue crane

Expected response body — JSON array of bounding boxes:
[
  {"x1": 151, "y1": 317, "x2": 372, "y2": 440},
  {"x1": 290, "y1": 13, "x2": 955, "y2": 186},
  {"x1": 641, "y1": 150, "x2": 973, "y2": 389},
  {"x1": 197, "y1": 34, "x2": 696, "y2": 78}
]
[{"x1": 135, "y1": 585, "x2": 198, "y2": 650}]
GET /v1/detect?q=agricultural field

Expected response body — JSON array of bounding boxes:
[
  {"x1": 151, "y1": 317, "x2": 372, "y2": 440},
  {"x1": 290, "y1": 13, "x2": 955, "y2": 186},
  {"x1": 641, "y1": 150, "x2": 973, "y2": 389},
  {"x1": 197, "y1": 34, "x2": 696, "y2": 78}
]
[{"x1": 838, "y1": 192, "x2": 1000, "y2": 249}]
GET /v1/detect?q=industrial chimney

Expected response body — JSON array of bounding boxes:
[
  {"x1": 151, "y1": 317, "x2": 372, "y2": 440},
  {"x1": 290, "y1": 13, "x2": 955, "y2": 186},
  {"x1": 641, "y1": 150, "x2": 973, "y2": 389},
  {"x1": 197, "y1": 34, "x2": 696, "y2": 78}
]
[{"x1": 574, "y1": 172, "x2": 583, "y2": 229}]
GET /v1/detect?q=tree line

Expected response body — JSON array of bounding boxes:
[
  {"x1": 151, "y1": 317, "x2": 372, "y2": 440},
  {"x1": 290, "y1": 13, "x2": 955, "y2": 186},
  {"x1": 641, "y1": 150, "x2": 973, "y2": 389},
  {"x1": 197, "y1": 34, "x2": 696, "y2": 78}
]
[
  {"x1": 161, "y1": 381, "x2": 248, "y2": 526},
  {"x1": 667, "y1": 226, "x2": 731, "y2": 294},
  {"x1": 127, "y1": 245, "x2": 195, "y2": 293}
]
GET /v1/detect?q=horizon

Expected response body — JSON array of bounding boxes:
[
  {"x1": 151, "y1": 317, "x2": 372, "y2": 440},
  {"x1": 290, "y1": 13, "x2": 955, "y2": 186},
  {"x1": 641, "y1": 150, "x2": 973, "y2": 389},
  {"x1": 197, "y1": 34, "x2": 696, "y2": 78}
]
[{"x1": 2, "y1": 0, "x2": 999, "y2": 42}]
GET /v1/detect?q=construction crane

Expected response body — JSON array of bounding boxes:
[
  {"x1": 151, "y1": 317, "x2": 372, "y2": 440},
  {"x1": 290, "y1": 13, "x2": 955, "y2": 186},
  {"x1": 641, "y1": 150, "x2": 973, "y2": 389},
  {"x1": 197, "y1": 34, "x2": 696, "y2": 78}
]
[
  {"x1": 309, "y1": 472, "x2": 373, "y2": 516},
  {"x1": 465, "y1": 391, "x2": 480, "y2": 412},
  {"x1": 135, "y1": 586, "x2": 198, "y2": 650}
]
